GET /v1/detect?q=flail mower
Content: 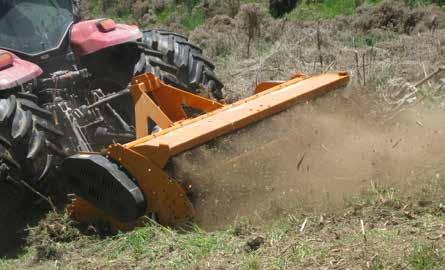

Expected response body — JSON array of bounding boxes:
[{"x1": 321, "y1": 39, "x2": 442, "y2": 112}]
[
  {"x1": 63, "y1": 71, "x2": 349, "y2": 230},
  {"x1": 0, "y1": 0, "x2": 349, "y2": 240}
]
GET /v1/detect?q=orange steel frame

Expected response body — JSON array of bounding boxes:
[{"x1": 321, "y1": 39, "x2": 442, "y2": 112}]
[{"x1": 69, "y1": 71, "x2": 349, "y2": 229}]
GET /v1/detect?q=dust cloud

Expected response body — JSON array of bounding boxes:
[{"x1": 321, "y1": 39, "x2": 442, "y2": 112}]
[{"x1": 171, "y1": 87, "x2": 445, "y2": 230}]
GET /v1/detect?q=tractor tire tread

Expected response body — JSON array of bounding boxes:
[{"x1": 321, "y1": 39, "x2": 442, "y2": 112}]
[
  {"x1": 0, "y1": 94, "x2": 64, "y2": 224},
  {"x1": 139, "y1": 30, "x2": 224, "y2": 100}
]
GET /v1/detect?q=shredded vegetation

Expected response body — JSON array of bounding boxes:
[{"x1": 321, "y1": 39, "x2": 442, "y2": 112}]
[{"x1": 1, "y1": 178, "x2": 444, "y2": 269}]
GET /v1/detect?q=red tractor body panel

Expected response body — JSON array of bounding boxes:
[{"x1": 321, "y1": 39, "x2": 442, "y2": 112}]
[
  {"x1": 0, "y1": 50, "x2": 43, "y2": 90},
  {"x1": 70, "y1": 19, "x2": 142, "y2": 56}
]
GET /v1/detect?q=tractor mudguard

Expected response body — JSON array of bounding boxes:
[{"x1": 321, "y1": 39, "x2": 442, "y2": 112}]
[
  {"x1": 70, "y1": 19, "x2": 142, "y2": 56},
  {"x1": 0, "y1": 50, "x2": 43, "y2": 90}
]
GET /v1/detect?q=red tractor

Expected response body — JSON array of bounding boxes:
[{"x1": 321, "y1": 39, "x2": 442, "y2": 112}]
[{"x1": 0, "y1": 0, "x2": 223, "y2": 254}]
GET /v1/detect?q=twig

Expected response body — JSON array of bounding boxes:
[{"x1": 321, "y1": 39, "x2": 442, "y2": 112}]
[
  {"x1": 415, "y1": 65, "x2": 445, "y2": 88},
  {"x1": 254, "y1": 29, "x2": 317, "y2": 85},
  {"x1": 427, "y1": 233, "x2": 444, "y2": 241},
  {"x1": 323, "y1": 61, "x2": 336, "y2": 72},
  {"x1": 300, "y1": 217, "x2": 308, "y2": 233},
  {"x1": 383, "y1": 66, "x2": 445, "y2": 122},
  {"x1": 317, "y1": 22, "x2": 323, "y2": 70},
  {"x1": 280, "y1": 239, "x2": 299, "y2": 255},
  {"x1": 422, "y1": 63, "x2": 432, "y2": 88},
  {"x1": 321, "y1": 144, "x2": 329, "y2": 152},
  {"x1": 20, "y1": 179, "x2": 56, "y2": 211},
  {"x1": 297, "y1": 153, "x2": 306, "y2": 171},
  {"x1": 361, "y1": 219, "x2": 367, "y2": 243},
  {"x1": 362, "y1": 53, "x2": 366, "y2": 85},
  {"x1": 383, "y1": 107, "x2": 405, "y2": 124},
  {"x1": 392, "y1": 138, "x2": 402, "y2": 149},
  {"x1": 354, "y1": 50, "x2": 361, "y2": 83}
]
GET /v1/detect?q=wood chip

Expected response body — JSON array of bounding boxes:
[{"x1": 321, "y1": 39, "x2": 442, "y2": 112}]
[
  {"x1": 361, "y1": 219, "x2": 367, "y2": 242},
  {"x1": 300, "y1": 217, "x2": 308, "y2": 233},
  {"x1": 297, "y1": 153, "x2": 306, "y2": 171},
  {"x1": 321, "y1": 144, "x2": 329, "y2": 152},
  {"x1": 392, "y1": 138, "x2": 402, "y2": 149}
]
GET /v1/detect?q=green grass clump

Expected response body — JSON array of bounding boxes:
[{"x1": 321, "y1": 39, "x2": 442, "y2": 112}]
[
  {"x1": 181, "y1": 9, "x2": 206, "y2": 31},
  {"x1": 155, "y1": 4, "x2": 176, "y2": 24},
  {"x1": 153, "y1": 1, "x2": 206, "y2": 31},
  {"x1": 289, "y1": 243, "x2": 315, "y2": 263},
  {"x1": 407, "y1": 243, "x2": 445, "y2": 269},
  {"x1": 0, "y1": 260, "x2": 12, "y2": 269},
  {"x1": 102, "y1": 223, "x2": 234, "y2": 269},
  {"x1": 345, "y1": 34, "x2": 383, "y2": 48},
  {"x1": 369, "y1": 257, "x2": 385, "y2": 270},
  {"x1": 286, "y1": 0, "x2": 443, "y2": 22},
  {"x1": 287, "y1": 0, "x2": 362, "y2": 21},
  {"x1": 87, "y1": 0, "x2": 136, "y2": 22},
  {"x1": 241, "y1": 253, "x2": 261, "y2": 270}
]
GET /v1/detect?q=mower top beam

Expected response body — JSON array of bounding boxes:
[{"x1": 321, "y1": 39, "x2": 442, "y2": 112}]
[{"x1": 126, "y1": 72, "x2": 349, "y2": 165}]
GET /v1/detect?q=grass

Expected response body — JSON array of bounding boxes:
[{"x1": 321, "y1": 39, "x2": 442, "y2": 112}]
[
  {"x1": 241, "y1": 253, "x2": 261, "y2": 270},
  {"x1": 181, "y1": 8, "x2": 206, "y2": 31},
  {"x1": 407, "y1": 243, "x2": 445, "y2": 269},
  {"x1": 87, "y1": 0, "x2": 137, "y2": 22},
  {"x1": 417, "y1": 84, "x2": 445, "y2": 106},
  {"x1": 153, "y1": 1, "x2": 206, "y2": 30},
  {"x1": 286, "y1": 0, "x2": 444, "y2": 21},
  {"x1": 289, "y1": 243, "x2": 315, "y2": 263},
  {"x1": 87, "y1": 0, "x2": 205, "y2": 29},
  {"x1": 98, "y1": 224, "x2": 235, "y2": 269},
  {"x1": 286, "y1": 0, "x2": 368, "y2": 21},
  {"x1": 344, "y1": 33, "x2": 393, "y2": 48},
  {"x1": 86, "y1": 0, "x2": 445, "y2": 29},
  {"x1": 155, "y1": 4, "x2": 175, "y2": 24},
  {"x1": 369, "y1": 257, "x2": 385, "y2": 270},
  {"x1": 267, "y1": 218, "x2": 293, "y2": 244},
  {"x1": 1, "y1": 177, "x2": 444, "y2": 269}
]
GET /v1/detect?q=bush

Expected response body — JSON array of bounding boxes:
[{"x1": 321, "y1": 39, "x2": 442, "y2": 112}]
[
  {"x1": 237, "y1": 4, "x2": 265, "y2": 56},
  {"x1": 405, "y1": 0, "x2": 445, "y2": 6},
  {"x1": 269, "y1": 0, "x2": 300, "y2": 18}
]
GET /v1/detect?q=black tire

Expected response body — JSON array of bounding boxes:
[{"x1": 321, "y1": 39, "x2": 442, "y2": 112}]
[
  {"x1": 136, "y1": 30, "x2": 225, "y2": 101},
  {"x1": 0, "y1": 94, "x2": 64, "y2": 255}
]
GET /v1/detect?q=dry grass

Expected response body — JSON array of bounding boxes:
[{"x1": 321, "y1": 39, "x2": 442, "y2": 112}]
[
  {"x1": 1, "y1": 179, "x2": 444, "y2": 269},
  {"x1": 208, "y1": 17, "x2": 444, "y2": 102},
  {"x1": 188, "y1": 1, "x2": 445, "y2": 102}
]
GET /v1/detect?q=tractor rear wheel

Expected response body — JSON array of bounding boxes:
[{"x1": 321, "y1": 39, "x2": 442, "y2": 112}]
[
  {"x1": 137, "y1": 30, "x2": 225, "y2": 101},
  {"x1": 0, "y1": 94, "x2": 64, "y2": 255}
]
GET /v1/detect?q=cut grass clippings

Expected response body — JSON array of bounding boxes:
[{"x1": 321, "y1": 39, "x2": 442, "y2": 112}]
[{"x1": 1, "y1": 177, "x2": 444, "y2": 269}]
